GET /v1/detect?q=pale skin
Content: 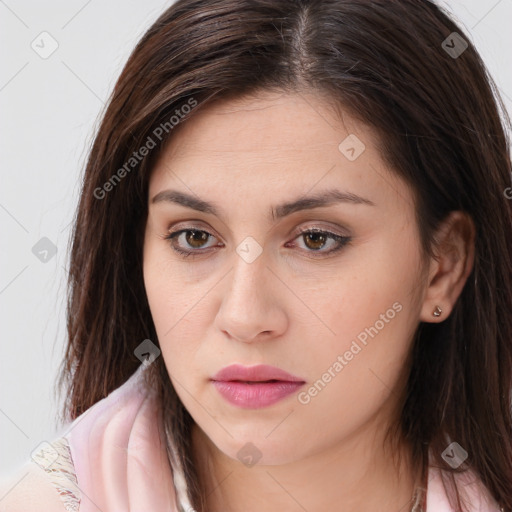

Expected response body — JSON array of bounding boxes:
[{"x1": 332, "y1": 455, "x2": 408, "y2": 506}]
[{"x1": 143, "y1": 90, "x2": 475, "y2": 512}]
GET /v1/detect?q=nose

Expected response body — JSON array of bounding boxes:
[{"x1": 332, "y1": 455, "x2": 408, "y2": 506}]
[{"x1": 214, "y1": 251, "x2": 288, "y2": 343}]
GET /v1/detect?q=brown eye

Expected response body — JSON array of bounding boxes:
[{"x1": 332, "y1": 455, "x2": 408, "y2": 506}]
[
  {"x1": 184, "y1": 230, "x2": 210, "y2": 248},
  {"x1": 164, "y1": 228, "x2": 219, "y2": 257},
  {"x1": 289, "y1": 228, "x2": 352, "y2": 257},
  {"x1": 302, "y1": 231, "x2": 328, "y2": 251}
]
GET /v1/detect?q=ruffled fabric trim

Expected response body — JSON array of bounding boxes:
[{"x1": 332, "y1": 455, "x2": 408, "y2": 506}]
[{"x1": 31, "y1": 436, "x2": 81, "y2": 511}]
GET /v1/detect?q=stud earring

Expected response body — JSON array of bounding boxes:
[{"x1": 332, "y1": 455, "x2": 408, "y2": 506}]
[{"x1": 432, "y1": 305, "x2": 442, "y2": 317}]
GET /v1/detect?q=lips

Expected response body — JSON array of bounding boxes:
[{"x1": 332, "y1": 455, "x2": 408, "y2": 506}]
[
  {"x1": 210, "y1": 364, "x2": 306, "y2": 409},
  {"x1": 211, "y1": 364, "x2": 305, "y2": 383}
]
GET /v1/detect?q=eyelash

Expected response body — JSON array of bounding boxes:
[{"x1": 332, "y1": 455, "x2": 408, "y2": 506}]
[{"x1": 163, "y1": 227, "x2": 351, "y2": 259}]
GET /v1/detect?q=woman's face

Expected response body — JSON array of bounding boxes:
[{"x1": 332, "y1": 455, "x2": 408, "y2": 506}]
[{"x1": 143, "y1": 90, "x2": 427, "y2": 466}]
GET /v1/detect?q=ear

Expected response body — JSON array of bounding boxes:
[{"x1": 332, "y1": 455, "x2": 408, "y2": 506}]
[{"x1": 419, "y1": 211, "x2": 475, "y2": 323}]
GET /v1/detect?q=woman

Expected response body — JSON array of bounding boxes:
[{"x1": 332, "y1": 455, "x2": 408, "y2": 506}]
[{"x1": 1, "y1": 0, "x2": 511, "y2": 511}]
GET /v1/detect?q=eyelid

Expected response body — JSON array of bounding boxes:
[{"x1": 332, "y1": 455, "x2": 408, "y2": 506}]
[
  {"x1": 294, "y1": 225, "x2": 348, "y2": 238},
  {"x1": 166, "y1": 220, "x2": 217, "y2": 233}
]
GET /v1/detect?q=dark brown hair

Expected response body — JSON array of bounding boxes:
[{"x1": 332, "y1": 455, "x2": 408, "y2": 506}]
[{"x1": 58, "y1": 1, "x2": 512, "y2": 510}]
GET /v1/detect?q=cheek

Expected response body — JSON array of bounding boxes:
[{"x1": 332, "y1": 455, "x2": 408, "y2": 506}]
[
  {"x1": 144, "y1": 269, "x2": 201, "y2": 366},
  {"x1": 143, "y1": 240, "x2": 212, "y2": 384},
  {"x1": 300, "y1": 283, "x2": 411, "y2": 401},
  {"x1": 299, "y1": 234, "x2": 421, "y2": 406},
  {"x1": 143, "y1": 229, "x2": 189, "y2": 323},
  {"x1": 294, "y1": 295, "x2": 413, "y2": 453},
  {"x1": 313, "y1": 253, "x2": 415, "y2": 358}
]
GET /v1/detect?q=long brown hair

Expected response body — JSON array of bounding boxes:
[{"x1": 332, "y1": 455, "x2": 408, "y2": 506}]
[{"x1": 58, "y1": 1, "x2": 512, "y2": 510}]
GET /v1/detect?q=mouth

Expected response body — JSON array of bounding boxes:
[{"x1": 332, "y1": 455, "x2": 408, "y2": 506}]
[{"x1": 210, "y1": 364, "x2": 305, "y2": 408}]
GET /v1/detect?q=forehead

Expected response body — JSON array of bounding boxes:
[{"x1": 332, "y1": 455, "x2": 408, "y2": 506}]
[
  {"x1": 155, "y1": 91, "x2": 367, "y2": 161},
  {"x1": 148, "y1": 90, "x2": 414, "y2": 216}
]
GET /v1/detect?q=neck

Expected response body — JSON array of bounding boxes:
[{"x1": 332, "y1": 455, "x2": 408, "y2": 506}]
[{"x1": 190, "y1": 419, "x2": 425, "y2": 512}]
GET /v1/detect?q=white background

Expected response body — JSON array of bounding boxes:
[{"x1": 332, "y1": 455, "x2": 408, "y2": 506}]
[{"x1": 1, "y1": 0, "x2": 511, "y2": 478}]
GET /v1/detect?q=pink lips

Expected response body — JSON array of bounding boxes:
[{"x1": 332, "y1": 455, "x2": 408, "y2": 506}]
[{"x1": 211, "y1": 364, "x2": 306, "y2": 409}]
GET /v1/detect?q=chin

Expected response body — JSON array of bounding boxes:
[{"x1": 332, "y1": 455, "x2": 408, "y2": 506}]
[{"x1": 212, "y1": 434, "x2": 306, "y2": 467}]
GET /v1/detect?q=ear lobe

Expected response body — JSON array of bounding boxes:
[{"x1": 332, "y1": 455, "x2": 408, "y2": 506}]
[{"x1": 419, "y1": 211, "x2": 475, "y2": 323}]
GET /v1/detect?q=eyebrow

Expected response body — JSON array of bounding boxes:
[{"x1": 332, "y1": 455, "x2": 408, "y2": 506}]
[{"x1": 151, "y1": 188, "x2": 375, "y2": 221}]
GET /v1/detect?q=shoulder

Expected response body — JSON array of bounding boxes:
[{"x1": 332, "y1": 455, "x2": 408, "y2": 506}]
[
  {"x1": 0, "y1": 365, "x2": 147, "y2": 512},
  {"x1": 426, "y1": 463, "x2": 503, "y2": 512},
  {"x1": 0, "y1": 364, "x2": 180, "y2": 512},
  {"x1": 0, "y1": 438, "x2": 77, "y2": 512}
]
